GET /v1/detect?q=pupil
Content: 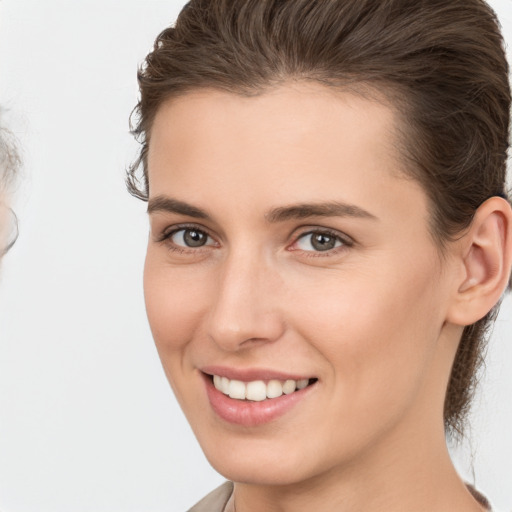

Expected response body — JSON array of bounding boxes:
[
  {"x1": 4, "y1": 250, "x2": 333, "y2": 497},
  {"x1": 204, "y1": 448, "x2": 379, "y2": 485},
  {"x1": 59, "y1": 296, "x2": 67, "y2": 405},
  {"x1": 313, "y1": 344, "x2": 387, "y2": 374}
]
[
  {"x1": 311, "y1": 233, "x2": 335, "y2": 251},
  {"x1": 184, "y1": 230, "x2": 206, "y2": 247}
]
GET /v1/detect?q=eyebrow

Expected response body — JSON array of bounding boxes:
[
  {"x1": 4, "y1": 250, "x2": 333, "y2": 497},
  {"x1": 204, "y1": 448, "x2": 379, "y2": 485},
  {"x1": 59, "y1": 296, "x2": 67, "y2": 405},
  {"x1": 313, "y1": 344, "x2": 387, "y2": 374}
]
[
  {"x1": 265, "y1": 202, "x2": 377, "y2": 223},
  {"x1": 147, "y1": 195, "x2": 377, "y2": 222},
  {"x1": 147, "y1": 196, "x2": 209, "y2": 218}
]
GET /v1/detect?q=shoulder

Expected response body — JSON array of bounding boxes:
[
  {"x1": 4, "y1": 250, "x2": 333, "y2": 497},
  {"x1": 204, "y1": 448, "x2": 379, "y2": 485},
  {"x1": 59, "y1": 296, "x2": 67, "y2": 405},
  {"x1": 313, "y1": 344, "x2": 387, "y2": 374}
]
[{"x1": 187, "y1": 481, "x2": 234, "y2": 512}]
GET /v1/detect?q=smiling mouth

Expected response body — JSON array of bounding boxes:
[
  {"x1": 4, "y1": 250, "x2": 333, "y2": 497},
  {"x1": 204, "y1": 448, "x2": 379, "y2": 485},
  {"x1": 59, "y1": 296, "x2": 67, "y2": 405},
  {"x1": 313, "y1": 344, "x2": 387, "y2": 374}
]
[{"x1": 210, "y1": 374, "x2": 318, "y2": 402}]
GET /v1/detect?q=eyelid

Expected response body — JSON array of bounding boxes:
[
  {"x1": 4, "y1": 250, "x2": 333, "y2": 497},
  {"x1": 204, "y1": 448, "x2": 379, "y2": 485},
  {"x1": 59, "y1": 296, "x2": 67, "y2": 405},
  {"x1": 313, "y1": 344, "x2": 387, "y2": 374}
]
[
  {"x1": 288, "y1": 226, "x2": 355, "y2": 252},
  {"x1": 155, "y1": 223, "x2": 218, "y2": 246},
  {"x1": 154, "y1": 223, "x2": 354, "y2": 254}
]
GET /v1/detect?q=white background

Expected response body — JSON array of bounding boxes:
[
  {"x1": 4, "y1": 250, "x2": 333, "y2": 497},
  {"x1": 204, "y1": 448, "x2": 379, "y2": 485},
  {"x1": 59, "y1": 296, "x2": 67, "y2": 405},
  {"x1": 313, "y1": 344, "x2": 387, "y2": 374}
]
[{"x1": 0, "y1": 1, "x2": 511, "y2": 511}]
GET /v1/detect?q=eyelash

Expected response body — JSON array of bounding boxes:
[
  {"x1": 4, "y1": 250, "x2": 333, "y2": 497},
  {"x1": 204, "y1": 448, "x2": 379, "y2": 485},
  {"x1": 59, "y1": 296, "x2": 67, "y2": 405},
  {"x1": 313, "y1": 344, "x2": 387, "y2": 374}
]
[
  {"x1": 156, "y1": 224, "x2": 354, "y2": 256},
  {"x1": 289, "y1": 228, "x2": 353, "y2": 257},
  {"x1": 156, "y1": 224, "x2": 217, "y2": 254}
]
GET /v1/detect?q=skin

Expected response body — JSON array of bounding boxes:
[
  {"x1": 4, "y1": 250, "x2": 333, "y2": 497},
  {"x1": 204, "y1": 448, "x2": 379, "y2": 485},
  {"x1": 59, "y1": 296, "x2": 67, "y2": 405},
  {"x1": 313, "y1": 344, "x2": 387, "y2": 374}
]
[
  {"x1": 0, "y1": 128, "x2": 15, "y2": 256},
  {"x1": 144, "y1": 83, "x2": 493, "y2": 511},
  {"x1": 0, "y1": 195, "x2": 10, "y2": 256}
]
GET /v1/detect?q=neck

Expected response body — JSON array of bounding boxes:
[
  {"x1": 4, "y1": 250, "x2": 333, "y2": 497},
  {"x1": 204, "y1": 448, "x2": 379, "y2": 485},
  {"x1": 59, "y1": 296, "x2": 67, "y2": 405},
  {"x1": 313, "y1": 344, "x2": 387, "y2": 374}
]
[{"x1": 233, "y1": 425, "x2": 484, "y2": 512}]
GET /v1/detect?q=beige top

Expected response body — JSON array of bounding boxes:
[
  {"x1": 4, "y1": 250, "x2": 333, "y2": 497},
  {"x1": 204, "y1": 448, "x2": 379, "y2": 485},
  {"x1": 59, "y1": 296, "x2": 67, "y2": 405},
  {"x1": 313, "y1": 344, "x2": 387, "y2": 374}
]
[
  {"x1": 187, "y1": 481, "x2": 493, "y2": 512},
  {"x1": 187, "y1": 481, "x2": 234, "y2": 512}
]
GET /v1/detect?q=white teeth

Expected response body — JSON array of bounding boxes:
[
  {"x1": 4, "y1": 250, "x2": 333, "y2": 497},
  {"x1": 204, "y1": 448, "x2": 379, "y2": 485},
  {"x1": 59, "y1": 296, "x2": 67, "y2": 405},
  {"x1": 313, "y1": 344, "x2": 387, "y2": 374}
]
[
  {"x1": 228, "y1": 380, "x2": 246, "y2": 399},
  {"x1": 282, "y1": 379, "x2": 297, "y2": 395},
  {"x1": 297, "y1": 379, "x2": 309, "y2": 390},
  {"x1": 266, "y1": 379, "x2": 283, "y2": 399},
  {"x1": 221, "y1": 376, "x2": 230, "y2": 394},
  {"x1": 246, "y1": 380, "x2": 267, "y2": 401},
  {"x1": 212, "y1": 375, "x2": 312, "y2": 401}
]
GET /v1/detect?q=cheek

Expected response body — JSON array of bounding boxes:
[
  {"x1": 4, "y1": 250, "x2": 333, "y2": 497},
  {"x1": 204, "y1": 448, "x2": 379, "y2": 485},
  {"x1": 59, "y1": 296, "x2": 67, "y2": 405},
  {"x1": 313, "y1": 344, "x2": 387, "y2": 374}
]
[
  {"x1": 143, "y1": 250, "x2": 207, "y2": 353},
  {"x1": 288, "y1": 256, "x2": 444, "y2": 407}
]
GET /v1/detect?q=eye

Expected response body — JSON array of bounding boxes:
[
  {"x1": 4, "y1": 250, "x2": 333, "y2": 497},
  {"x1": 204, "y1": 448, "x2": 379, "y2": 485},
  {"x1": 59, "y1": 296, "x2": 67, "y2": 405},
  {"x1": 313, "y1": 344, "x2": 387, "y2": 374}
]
[
  {"x1": 169, "y1": 228, "x2": 214, "y2": 248},
  {"x1": 294, "y1": 230, "x2": 347, "y2": 252}
]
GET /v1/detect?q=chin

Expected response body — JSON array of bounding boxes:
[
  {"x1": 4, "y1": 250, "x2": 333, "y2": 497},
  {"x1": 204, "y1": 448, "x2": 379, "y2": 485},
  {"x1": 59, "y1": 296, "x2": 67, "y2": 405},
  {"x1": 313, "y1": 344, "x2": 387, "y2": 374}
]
[
  {"x1": 209, "y1": 456, "x2": 308, "y2": 486},
  {"x1": 195, "y1": 429, "x2": 331, "y2": 486}
]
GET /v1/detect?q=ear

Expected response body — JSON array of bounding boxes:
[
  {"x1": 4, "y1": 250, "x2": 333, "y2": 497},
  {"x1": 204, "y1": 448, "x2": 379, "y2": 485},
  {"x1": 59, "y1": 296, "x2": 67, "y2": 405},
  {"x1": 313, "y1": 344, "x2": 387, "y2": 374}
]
[{"x1": 447, "y1": 196, "x2": 512, "y2": 326}]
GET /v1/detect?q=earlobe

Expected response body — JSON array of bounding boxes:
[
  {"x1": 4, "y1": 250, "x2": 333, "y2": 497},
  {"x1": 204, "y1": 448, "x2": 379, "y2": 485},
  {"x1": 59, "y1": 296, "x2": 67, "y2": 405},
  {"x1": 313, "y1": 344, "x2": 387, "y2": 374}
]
[{"x1": 448, "y1": 196, "x2": 512, "y2": 326}]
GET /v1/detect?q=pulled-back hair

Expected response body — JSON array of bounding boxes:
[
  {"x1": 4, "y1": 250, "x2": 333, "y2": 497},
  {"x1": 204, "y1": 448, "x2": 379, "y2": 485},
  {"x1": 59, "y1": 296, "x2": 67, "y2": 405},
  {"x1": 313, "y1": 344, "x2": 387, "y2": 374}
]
[{"x1": 128, "y1": 0, "x2": 511, "y2": 437}]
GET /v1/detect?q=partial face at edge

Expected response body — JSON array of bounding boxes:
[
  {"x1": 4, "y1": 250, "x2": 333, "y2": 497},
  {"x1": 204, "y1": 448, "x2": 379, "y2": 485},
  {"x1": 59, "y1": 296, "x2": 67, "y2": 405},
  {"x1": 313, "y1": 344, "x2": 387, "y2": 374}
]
[
  {"x1": 143, "y1": 84, "x2": 458, "y2": 485},
  {"x1": 0, "y1": 196, "x2": 14, "y2": 257}
]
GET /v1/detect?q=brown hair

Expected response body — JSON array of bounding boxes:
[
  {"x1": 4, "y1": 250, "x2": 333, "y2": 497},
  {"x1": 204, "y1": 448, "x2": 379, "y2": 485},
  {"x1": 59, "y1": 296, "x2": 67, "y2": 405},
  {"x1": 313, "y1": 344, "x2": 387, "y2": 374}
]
[{"x1": 128, "y1": 0, "x2": 511, "y2": 437}]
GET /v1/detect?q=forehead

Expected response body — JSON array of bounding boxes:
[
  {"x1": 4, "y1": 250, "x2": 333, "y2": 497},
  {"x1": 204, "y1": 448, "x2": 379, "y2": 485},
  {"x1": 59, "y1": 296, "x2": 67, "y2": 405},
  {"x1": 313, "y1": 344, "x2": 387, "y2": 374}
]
[
  {"x1": 147, "y1": 83, "x2": 426, "y2": 224},
  {"x1": 149, "y1": 83, "x2": 398, "y2": 154}
]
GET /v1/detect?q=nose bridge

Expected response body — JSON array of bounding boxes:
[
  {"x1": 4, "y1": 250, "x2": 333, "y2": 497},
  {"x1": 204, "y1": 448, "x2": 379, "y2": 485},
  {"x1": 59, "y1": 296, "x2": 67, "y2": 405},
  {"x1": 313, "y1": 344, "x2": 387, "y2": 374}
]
[{"x1": 207, "y1": 245, "x2": 283, "y2": 350}]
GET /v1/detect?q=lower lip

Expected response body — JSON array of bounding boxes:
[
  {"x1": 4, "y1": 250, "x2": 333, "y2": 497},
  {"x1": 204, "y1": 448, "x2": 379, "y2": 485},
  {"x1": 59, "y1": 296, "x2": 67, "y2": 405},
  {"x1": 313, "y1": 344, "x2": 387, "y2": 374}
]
[{"x1": 203, "y1": 374, "x2": 316, "y2": 427}]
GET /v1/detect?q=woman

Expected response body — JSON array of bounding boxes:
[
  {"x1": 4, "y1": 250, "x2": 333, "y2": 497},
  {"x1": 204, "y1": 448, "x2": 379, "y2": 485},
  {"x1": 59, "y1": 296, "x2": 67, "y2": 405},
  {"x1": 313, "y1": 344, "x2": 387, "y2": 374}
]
[
  {"x1": 0, "y1": 113, "x2": 19, "y2": 257},
  {"x1": 128, "y1": 1, "x2": 512, "y2": 510}
]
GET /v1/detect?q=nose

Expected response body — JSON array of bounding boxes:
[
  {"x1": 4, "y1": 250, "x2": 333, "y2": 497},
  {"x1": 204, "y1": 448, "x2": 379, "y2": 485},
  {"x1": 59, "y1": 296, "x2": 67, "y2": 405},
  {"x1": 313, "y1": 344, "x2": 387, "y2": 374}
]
[{"x1": 207, "y1": 250, "x2": 286, "y2": 352}]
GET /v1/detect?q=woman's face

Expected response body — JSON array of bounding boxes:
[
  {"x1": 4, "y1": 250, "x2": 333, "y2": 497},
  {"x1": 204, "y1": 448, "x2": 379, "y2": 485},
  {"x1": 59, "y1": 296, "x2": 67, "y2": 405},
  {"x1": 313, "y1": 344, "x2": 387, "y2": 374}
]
[
  {"x1": 144, "y1": 84, "x2": 460, "y2": 485},
  {"x1": 0, "y1": 195, "x2": 12, "y2": 257}
]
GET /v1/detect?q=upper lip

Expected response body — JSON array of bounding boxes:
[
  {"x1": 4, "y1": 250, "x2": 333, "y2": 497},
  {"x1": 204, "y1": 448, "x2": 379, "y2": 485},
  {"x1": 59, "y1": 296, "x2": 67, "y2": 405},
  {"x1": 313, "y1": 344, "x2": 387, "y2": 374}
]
[{"x1": 201, "y1": 365, "x2": 315, "y2": 382}]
